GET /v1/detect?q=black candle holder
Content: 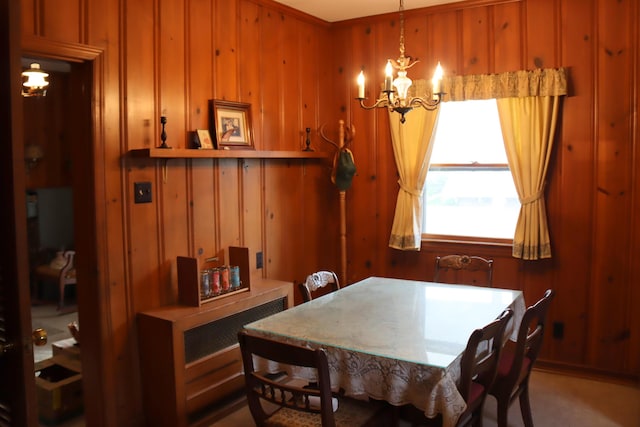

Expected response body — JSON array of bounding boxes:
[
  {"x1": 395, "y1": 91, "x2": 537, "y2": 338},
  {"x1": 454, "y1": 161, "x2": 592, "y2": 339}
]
[
  {"x1": 303, "y1": 127, "x2": 313, "y2": 151},
  {"x1": 159, "y1": 116, "x2": 171, "y2": 149}
]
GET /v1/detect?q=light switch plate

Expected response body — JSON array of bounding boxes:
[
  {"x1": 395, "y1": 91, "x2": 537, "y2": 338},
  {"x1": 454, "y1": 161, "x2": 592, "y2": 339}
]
[{"x1": 134, "y1": 182, "x2": 152, "y2": 204}]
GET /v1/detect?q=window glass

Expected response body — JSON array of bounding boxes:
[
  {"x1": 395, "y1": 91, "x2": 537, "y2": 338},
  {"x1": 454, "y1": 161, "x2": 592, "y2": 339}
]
[{"x1": 423, "y1": 100, "x2": 519, "y2": 240}]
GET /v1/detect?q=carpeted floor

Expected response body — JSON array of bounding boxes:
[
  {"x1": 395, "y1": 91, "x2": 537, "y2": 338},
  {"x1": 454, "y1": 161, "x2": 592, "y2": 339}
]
[
  {"x1": 28, "y1": 306, "x2": 640, "y2": 426},
  {"x1": 211, "y1": 369, "x2": 640, "y2": 427}
]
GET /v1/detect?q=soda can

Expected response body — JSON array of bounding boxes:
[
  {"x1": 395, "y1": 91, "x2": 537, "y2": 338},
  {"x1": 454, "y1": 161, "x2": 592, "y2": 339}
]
[
  {"x1": 230, "y1": 265, "x2": 241, "y2": 289},
  {"x1": 200, "y1": 270, "x2": 211, "y2": 298},
  {"x1": 210, "y1": 268, "x2": 221, "y2": 296},
  {"x1": 220, "y1": 266, "x2": 230, "y2": 292}
]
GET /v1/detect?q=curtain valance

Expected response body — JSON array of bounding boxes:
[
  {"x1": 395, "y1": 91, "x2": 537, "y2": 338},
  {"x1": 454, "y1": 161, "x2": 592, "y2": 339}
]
[{"x1": 424, "y1": 68, "x2": 568, "y2": 102}]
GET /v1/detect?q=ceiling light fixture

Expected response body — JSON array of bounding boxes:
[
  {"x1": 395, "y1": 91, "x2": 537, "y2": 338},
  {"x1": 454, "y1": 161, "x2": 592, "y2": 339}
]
[
  {"x1": 356, "y1": 0, "x2": 444, "y2": 123},
  {"x1": 22, "y1": 63, "x2": 49, "y2": 97}
]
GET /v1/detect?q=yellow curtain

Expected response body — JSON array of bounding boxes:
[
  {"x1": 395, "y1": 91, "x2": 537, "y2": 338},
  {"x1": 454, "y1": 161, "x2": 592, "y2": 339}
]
[
  {"x1": 388, "y1": 80, "x2": 440, "y2": 250},
  {"x1": 441, "y1": 68, "x2": 567, "y2": 259},
  {"x1": 497, "y1": 96, "x2": 560, "y2": 260}
]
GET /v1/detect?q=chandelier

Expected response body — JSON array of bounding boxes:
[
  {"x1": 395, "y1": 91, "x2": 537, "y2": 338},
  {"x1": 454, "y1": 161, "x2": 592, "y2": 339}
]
[{"x1": 356, "y1": 0, "x2": 444, "y2": 124}]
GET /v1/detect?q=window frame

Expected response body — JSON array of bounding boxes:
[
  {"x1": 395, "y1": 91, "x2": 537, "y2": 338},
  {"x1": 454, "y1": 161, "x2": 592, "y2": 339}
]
[{"x1": 421, "y1": 100, "x2": 517, "y2": 245}]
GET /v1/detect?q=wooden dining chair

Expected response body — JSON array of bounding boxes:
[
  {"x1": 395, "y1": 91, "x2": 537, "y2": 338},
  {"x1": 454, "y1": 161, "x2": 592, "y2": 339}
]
[
  {"x1": 398, "y1": 309, "x2": 513, "y2": 427},
  {"x1": 237, "y1": 330, "x2": 386, "y2": 427},
  {"x1": 299, "y1": 270, "x2": 340, "y2": 302},
  {"x1": 58, "y1": 250, "x2": 77, "y2": 311},
  {"x1": 434, "y1": 254, "x2": 494, "y2": 287},
  {"x1": 488, "y1": 289, "x2": 555, "y2": 427}
]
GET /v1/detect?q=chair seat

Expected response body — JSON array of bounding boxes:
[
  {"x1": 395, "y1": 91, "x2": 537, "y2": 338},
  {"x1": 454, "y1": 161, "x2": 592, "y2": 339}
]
[
  {"x1": 496, "y1": 341, "x2": 532, "y2": 379},
  {"x1": 264, "y1": 396, "x2": 385, "y2": 427},
  {"x1": 467, "y1": 382, "x2": 485, "y2": 409}
]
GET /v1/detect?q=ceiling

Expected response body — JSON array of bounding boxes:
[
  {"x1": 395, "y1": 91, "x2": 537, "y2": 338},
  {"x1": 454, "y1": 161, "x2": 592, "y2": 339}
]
[{"x1": 272, "y1": 0, "x2": 465, "y2": 23}]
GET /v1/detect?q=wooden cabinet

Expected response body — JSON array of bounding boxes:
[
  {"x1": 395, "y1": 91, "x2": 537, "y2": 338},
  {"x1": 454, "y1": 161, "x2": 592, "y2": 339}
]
[{"x1": 137, "y1": 278, "x2": 293, "y2": 427}]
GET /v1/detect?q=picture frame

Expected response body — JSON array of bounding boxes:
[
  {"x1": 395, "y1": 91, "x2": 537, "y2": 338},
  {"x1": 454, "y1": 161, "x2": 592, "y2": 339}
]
[
  {"x1": 195, "y1": 129, "x2": 213, "y2": 149},
  {"x1": 208, "y1": 99, "x2": 254, "y2": 149}
]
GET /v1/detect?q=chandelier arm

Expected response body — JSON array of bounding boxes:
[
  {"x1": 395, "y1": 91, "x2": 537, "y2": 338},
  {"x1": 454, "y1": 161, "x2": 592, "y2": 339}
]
[
  {"x1": 358, "y1": 97, "x2": 393, "y2": 110},
  {"x1": 407, "y1": 95, "x2": 443, "y2": 110},
  {"x1": 358, "y1": 90, "x2": 397, "y2": 110}
]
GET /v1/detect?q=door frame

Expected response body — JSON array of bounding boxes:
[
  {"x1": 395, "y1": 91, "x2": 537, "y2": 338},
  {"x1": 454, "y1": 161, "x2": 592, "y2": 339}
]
[{"x1": 19, "y1": 35, "x2": 112, "y2": 425}]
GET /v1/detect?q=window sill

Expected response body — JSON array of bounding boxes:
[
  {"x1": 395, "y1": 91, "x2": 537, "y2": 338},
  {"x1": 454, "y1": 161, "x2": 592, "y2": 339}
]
[{"x1": 421, "y1": 235, "x2": 513, "y2": 248}]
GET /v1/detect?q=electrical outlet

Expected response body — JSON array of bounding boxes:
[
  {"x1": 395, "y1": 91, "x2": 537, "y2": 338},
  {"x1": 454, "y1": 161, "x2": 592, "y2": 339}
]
[
  {"x1": 134, "y1": 182, "x2": 152, "y2": 203},
  {"x1": 256, "y1": 251, "x2": 263, "y2": 269}
]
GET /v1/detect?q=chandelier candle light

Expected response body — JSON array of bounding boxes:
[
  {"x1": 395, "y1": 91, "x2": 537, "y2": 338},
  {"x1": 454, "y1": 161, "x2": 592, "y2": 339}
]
[{"x1": 356, "y1": 0, "x2": 444, "y2": 123}]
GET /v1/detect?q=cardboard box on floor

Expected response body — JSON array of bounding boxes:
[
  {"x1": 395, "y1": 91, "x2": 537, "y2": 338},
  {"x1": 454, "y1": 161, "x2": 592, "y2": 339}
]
[
  {"x1": 35, "y1": 355, "x2": 83, "y2": 425},
  {"x1": 52, "y1": 337, "x2": 80, "y2": 360}
]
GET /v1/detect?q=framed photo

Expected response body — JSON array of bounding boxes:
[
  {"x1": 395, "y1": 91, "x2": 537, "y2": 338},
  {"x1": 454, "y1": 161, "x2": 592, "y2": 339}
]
[
  {"x1": 195, "y1": 129, "x2": 213, "y2": 149},
  {"x1": 208, "y1": 99, "x2": 254, "y2": 149}
]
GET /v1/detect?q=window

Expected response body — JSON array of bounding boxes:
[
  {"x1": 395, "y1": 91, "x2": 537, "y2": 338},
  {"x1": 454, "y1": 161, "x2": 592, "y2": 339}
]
[{"x1": 423, "y1": 99, "x2": 519, "y2": 240}]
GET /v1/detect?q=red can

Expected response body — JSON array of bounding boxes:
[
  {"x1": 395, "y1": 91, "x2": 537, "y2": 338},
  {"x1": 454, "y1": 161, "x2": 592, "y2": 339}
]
[
  {"x1": 220, "y1": 266, "x2": 230, "y2": 292},
  {"x1": 210, "y1": 268, "x2": 221, "y2": 295}
]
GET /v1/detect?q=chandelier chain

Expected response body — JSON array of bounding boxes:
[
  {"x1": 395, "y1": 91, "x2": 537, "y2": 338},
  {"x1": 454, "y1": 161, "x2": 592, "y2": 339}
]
[{"x1": 398, "y1": 0, "x2": 405, "y2": 59}]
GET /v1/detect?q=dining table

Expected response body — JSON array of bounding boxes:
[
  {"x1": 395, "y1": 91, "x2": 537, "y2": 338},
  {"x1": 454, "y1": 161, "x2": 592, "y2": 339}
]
[{"x1": 243, "y1": 276, "x2": 525, "y2": 427}]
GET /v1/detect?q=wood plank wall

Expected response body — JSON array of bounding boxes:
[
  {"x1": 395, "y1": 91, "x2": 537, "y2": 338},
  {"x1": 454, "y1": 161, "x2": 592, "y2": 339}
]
[
  {"x1": 331, "y1": 0, "x2": 640, "y2": 381},
  {"x1": 18, "y1": 0, "x2": 639, "y2": 425}
]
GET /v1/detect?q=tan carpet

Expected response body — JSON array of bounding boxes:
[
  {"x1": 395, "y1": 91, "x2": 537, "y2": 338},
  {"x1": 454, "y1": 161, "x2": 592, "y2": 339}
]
[{"x1": 211, "y1": 370, "x2": 640, "y2": 426}]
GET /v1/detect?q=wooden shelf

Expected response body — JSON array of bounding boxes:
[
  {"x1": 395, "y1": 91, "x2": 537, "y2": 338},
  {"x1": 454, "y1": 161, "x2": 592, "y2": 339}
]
[{"x1": 129, "y1": 147, "x2": 330, "y2": 159}]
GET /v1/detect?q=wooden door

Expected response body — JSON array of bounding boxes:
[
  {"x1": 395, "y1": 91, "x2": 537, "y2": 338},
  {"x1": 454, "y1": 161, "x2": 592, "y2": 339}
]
[{"x1": 0, "y1": 0, "x2": 39, "y2": 425}]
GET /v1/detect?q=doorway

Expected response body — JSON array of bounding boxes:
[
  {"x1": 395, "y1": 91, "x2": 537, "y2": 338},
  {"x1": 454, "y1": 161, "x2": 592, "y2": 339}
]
[{"x1": 22, "y1": 55, "x2": 88, "y2": 426}]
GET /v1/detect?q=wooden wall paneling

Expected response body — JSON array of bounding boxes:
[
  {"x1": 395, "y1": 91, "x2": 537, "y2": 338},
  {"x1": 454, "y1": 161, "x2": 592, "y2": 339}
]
[
  {"x1": 259, "y1": 7, "x2": 283, "y2": 150},
  {"x1": 263, "y1": 160, "x2": 305, "y2": 280},
  {"x1": 280, "y1": 14, "x2": 301, "y2": 150},
  {"x1": 460, "y1": 6, "x2": 491, "y2": 75},
  {"x1": 216, "y1": 159, "x2": 243, "y2": 249},
  {"x1": 324, "y1": 26, "x2": 356, "y2": 284},
  {"x1": 157, "y1": 0, "x2": 190, "y2": 308},
  {"x1": 241, "y1": 159, "x2": 265, "y2": 281},
  {"x1": 490, "y1": 252, "x2": 523, "y2": 291},
  {"x1": 185, "y1": 0, "x2": 218, "y2": 281},
  {"x1": 21, "y1": 0, "x2": 37, "y2": 36},
  {"x1": 298, "y1": 20, "x2": 321, "y2": 148},
  {"x1": 629, "y1": 0, "x2": 640, "y2": 376},
  {"x1": 239, "y1": 0, "x2": 264, "y2": 146},
  {"x1": 551, "y1": 0, "x2": 595, "y2": 365},
  {"x1": 125, "y1": 0, "x2": 164, "y2": 311},
  {"x1": 492, "y1": 1, "x2": 523, "y2": 72},
  {"x1": 159, "y1": 0, "x2": 187, "y2": 145},
  {"x1": 428, "y1": 10, "x2": 460, "y2": 76},
  {"x1": 300, "y1": 160, "x2": 338, "y2": 291},
  {"x1": 125, "y1": 0, "x2": 156, "y2": 152},
  {"x1": 56, "y1": 72, "x2": 74, "y2": 187},
  {"x1": 214, "y1": 0, "x2": 239, "y2": 102},
  {"x1": 524, "y1": 0, "x2": 559, "y2": 69},
  {"x1": 348, "y1": 21, "x2": 384, "y2": 282},
  {"x1": 190, "y1": 159, "x2": 218, "y2": 282},
  {"x1": 40, "y1": 0, "x2": 82, "y2": 43},
  {"x1": 187, "y1": 0, "x2": 214, "y2": 131},
  {"x1": 237, "y1": 2, "x2": 266, "y2": 283},
  {"x1": 401, "y1": 14, "x2": 429, "y2": 81},
  {"x1": 23, "y1": 71, "x2": 72, "y2": 189},
  {"x1": 589, "y1": 0, "x2": 634, "y2": 372}
]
